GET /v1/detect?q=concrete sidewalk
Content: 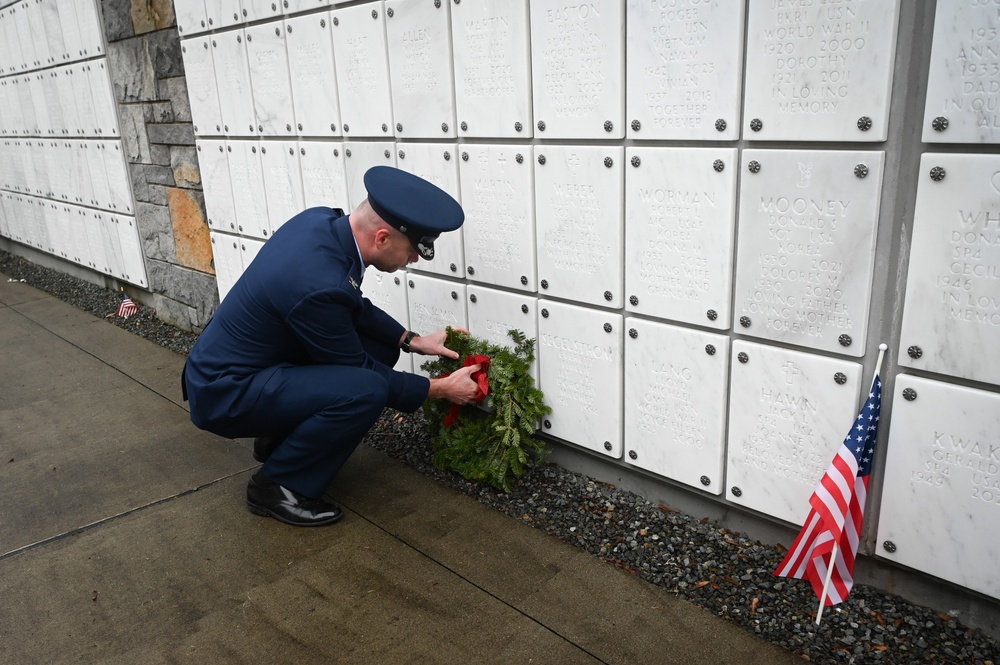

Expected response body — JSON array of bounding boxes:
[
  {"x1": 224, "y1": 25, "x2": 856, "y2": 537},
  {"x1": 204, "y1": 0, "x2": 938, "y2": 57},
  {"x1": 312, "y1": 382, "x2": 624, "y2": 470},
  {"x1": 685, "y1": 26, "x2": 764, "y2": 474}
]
[{"x1": 0, "y1": 275, "x2": 799, "y2": 664}]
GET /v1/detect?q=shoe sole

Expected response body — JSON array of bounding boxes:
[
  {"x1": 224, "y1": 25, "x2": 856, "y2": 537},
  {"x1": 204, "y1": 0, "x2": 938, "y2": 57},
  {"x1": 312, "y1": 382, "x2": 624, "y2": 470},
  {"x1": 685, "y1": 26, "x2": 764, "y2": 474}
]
[{"x1": 246, "y1": 499, "x2": 343, "y2": 527}]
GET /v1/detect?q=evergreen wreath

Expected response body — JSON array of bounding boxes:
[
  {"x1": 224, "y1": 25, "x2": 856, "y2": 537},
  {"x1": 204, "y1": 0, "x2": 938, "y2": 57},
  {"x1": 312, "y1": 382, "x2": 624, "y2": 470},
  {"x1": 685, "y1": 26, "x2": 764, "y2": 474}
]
[{"x1": 421, "y1": 327, "x2": 551, "y2": 492}]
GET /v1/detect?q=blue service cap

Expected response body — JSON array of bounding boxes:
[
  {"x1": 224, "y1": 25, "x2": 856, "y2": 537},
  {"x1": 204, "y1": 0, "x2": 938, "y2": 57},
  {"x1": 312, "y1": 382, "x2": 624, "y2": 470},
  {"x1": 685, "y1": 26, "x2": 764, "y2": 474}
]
[{"x1": 363, "y1": 166, "x2": 464, "y2": 260}]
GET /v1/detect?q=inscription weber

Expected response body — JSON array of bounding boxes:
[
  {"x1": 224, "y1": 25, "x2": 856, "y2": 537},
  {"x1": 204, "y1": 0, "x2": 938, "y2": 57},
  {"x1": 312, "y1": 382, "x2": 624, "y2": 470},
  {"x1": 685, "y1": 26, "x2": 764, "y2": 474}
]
[{"x1": 744, "y1": 0, "x2": 899, "y2": 140}]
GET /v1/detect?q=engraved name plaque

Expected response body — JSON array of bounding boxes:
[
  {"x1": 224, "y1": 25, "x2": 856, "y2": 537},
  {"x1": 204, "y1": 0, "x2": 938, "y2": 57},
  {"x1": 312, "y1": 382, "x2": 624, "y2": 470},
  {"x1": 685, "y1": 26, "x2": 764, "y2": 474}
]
[
  {"x1": 625, "y1": 147, "x2": 737, "y2": 329},
  {"x1": 343, "y1": 140, "x2": 396, "y2": 211},
  {"x1": 298, "y1": 141, "x2": 348, "y2": 211},
  {"x1": 733, "y1": 149, "x2": 884, "y2": 356},
  {"x1": 213, "y1": 29, "x2": 257, "y2": 137},
  {"x1": 743, "y1": 0, "x2": 900, "y2": 141},
  {"x1": 537, "y1": 299, "x2": 623, "y2": 457},
  {"x1": 529, "y1": 0, "x2": 625, "y2": 139},
  {"x1": 386, "y1": 0, "x2": 457, "y2": 138},
  {"x1": 227, "y1": 141, "x2": 270, "y2": 239},
  {"x1": 332, "y1": 3, "x2": 395, "y2": 138},
  {"x1": 625, "y1": 0, "x2": 745, "y2": 141},
  {"x1": 397, "y1": 142, "x2": 464, "y2": 279},
  {"x1": 258, "y1": 140, "x2": 304, "y2": 235},
  {"x1": 196, "y1": 140, "x2": 237, "y2": 232},
  {"x1": 899, "y1": 153, "x2": 1000, "y2": 386},
  {"x1": 877, "y1": 375, "x2": 1000, "y2": 600},
  {"x1": 458, "y1": 144, "x2": 536, "y2": 292},
  {"x1": 726, "y1": 340, "x2": 861, "y2": 524},
  {"x1": 923, "y1": 2, "x2": 1000, "y2": 144},
  {"x1": 450, "y1": 0, "x2": 533, "y2": 138},
  {"x1": 245, "y1": 22, "x2": 297, "y2": 137},
  {"x1": 362, "y1": 268, "x2": 412, "y2": 374},
  {"x1": 624, "y1": 317, "x2": 729, "y2": 494},
  {"x1": 181, "y1": 37, "x2": 223, "y2": 136},
  {"x1": 407, "y1": 273, "x2": 468, "y2": 378},
  {"x1": 210, "y1": 231, "x2": 243, "y2": 302},
  {"x1": 467, "y1": 284, "x2": 539, "y2": 380},
  {"x1": 285, "y1": 12, "x2": 341, "y2": 137},
  {"x1": 534, "y1": 145, "x2": 624, "y2": 307}
]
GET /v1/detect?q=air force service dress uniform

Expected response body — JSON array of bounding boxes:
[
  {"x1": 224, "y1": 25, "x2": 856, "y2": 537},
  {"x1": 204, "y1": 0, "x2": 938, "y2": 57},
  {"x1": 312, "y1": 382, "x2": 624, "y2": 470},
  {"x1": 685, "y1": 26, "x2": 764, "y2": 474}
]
[{"x1": 183, "y1": 167, "x2": 464, "y2": 522}]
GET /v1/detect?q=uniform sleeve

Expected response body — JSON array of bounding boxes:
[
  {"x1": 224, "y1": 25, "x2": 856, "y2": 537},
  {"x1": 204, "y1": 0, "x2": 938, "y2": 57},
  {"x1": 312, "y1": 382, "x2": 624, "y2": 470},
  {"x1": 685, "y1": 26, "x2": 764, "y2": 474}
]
[{"x1": 285, "y1": 288, "x2": 429, "y2": 412}]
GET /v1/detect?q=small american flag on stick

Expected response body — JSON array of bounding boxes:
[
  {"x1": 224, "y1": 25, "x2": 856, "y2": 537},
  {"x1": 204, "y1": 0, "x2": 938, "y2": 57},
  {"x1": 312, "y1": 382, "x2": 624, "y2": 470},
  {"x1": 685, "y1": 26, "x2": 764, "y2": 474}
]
[
  {"x1": 773, "y1": 344, "x2": 887, "y2": 625},
  {"x1": 117, "y1": 293, "x2": 138, "y2": 319}
]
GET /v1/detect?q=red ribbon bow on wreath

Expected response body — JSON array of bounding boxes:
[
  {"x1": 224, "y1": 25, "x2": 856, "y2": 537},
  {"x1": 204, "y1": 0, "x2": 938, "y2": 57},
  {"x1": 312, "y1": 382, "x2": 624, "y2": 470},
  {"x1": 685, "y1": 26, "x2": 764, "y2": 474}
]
[{"x1": 442, "y1": 354, "x2": 491, "y2": 427}]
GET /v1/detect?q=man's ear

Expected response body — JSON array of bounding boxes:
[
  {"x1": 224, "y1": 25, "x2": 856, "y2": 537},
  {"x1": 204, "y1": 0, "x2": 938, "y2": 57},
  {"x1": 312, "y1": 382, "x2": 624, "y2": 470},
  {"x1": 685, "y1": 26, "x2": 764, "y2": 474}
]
[{"x1": 373, "y1": 228, "x2": 391, "y2": 248}]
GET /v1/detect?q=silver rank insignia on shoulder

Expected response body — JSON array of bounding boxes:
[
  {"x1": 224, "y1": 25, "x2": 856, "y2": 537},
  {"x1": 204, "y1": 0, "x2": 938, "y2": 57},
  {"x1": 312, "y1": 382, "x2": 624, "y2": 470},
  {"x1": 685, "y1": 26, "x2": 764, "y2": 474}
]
[{"x1": 348, "y1": 276, "x2": 359, "y2": 290}]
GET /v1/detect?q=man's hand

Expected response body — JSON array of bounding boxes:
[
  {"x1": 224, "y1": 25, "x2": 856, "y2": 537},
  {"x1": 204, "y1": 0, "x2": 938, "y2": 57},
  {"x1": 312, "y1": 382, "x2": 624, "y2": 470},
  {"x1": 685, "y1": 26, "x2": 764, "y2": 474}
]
[
  {"x1": 428, "y1": 363, "x2": 482, "y2": 405},
  {"x1": 404, "y1": 327, "x2": 469, "y2": 359}
]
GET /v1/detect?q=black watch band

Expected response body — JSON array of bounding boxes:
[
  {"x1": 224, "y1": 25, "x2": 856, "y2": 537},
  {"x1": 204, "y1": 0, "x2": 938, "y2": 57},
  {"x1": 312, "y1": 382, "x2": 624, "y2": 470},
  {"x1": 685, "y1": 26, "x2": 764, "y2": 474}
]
[{"x1": 401, "y1": 331, "x2": 417, "y2": 353}]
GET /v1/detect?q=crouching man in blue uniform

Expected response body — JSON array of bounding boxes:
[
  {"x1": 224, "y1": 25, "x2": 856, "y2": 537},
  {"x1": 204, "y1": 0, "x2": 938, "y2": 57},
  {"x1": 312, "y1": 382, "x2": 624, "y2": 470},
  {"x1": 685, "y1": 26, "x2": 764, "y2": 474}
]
[{"x1": 183, "y1": 166, "x2": 483, "y2": 527}]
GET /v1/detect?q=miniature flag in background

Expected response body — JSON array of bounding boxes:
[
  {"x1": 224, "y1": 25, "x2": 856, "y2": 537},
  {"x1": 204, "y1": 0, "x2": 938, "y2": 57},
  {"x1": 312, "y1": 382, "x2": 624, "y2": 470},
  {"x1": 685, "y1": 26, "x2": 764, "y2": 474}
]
[
  {"x1": 774, "y1": 369, "x2": 884, "y2": 607},
  {"x1": 117, "y1": 293, "x2": 138, "y2": 319}
]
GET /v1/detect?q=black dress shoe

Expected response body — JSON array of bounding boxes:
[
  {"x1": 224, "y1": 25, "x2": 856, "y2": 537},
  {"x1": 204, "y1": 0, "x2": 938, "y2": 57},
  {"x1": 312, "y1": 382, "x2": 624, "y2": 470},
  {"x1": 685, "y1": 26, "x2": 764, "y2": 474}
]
[
  {"x1": 253, "y1": 436, "x2": 282, "y2": 463},
  {"x1": 246, "y1": 473, "x2": 343, "y2": 527}
]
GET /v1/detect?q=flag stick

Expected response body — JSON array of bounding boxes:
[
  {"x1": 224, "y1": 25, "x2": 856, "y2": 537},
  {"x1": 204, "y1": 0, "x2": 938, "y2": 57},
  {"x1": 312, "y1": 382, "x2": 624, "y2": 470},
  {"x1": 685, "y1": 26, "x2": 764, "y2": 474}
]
[
  {"x1": 814, "y1": 343, "x2": 888, "y2": 626},
  {"x1": 815, "y1": 543, "x2": 839, "y2": 624}
]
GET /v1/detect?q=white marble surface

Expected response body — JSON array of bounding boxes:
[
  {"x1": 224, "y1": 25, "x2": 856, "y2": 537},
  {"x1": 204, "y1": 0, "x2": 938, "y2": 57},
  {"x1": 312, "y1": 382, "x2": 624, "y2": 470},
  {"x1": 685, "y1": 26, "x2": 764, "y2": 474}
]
[
  {"x1": 89, "y1": 62, "x2": 119, "y2": 136},
  {"x1": 406, "y1": 273, "x2": 468, "y2": 379},
  {"x1": 726, "y1": 340, "x2": 861, "y2": 524},
  {"x1": 207, "y1": 0, "x2": 243, "y2": 30},
  {"x1": 84, "y1": 208, "x2": 108, "y2": 276},
  {"x1": 26, "y1": 1, "x2": 47, "y2": 67},
  {"x1": 623, "y1": 317, "x2": 729, "y2": 493},
  {"x1": 625, "y1": 0, "x2": 743, "y2": 140},
  {"x1": 181, "y1": 37, "x2": 224, "y2": 136},
  {"x1": 332, "y1": 2, "x2": 395, "y2": 138},
  {"x1": 242, "y1": 0, "x2": 283, "y2": 24},
  {"x1": 212, "y1": 29, "x2": 258, "y2": 137},
  {"x1": 285, "y1": 12, "x2": 341, "y2": 137},
  {"x1": 102, "y1": 142, "x2": 132, "y2": 215},
  {"x1": 458, "y1": 143, "x2": 536, "y2": 292},
  {"x1": 67, "y1": 141, "x2": 92, "y2": 207},
  {"x1": 84, "y1": 141, "x2": 110, "y2": 211},
  {"x1": 385, "y1": 0, "x2": 456, "y2": 139},
  {"x1": 41, "y1": 0, "x2": 66, "y2": 66},
  {"x1": 114, "y1": 214, "x2": 148, "y2": 287},
  {"x1": 624, "y1": 147, "x2": 737, "y2": 329},
  {"x1": 56, "y1": 0, "x2": 82, "y2": 63},
  {"x1": 74, "y1": 0, "x2": 103, "y2": 58},
  {"x1": 529, "y1": 0, "x2": 625, "y2": 139},
  {"x1": 397, "y1": 142, "x2": 464, "y2": 279},
  {"x1": 211, "y1": 231, "x2": 244, "y2": 302},
  {"x1": 877, "y1": 375, "x2": 1000, "y2": 601},
  {"x1": 69, "y1": 65, "x2": 97, "y2": 137},
  {"x1": 196, "y1": 139, "x2": 237, "y2": 232},
  {"x1": 284, "y1": 0, "x2": 336, "y2": 16},
  {"x1": 259, "y1": 140, "x2": 305, "y2": 235},
  {"x1": 245, "y1": 22, "x2": 297, "y2": 137},
  {"x1": 239, "y1": 236, "x2": 266, "y2": 272},
  {"x1": 923, "y1": 0, "x2": 1000, "y2": 143},
  {"x1": 899, "y1": 153, "x2": 1000, "y2": 386},
  {"x1": 97, "y1": 211, "x2": 123, "y2": 279},
  {"x1": 66, "y1": 205, "x2": 91, "y2": 268},
  {"x1": 450, "y1": 0, "x2": 533, "y2": 138},
  {"x1": 12, "y1": 2, "x2": 35, "y2": 68},
  {"x1": 466, "y1": 284, "x2": 539, "y2": 381},
  {"x1": 534, "y1": 145, "x2": 624, "y2": 307},
  {"x1": 733, "y1": 149, "x2": 883, "y2": 356},
  {"x1": 537, "y1": 299, "x2": 623, "y2": 457},
  {"x1": 361, "y1": 267, "x2": 412, "y2": 374},
  {"x1": 298, "y1": 141, "x2": 349, "y2": 211},
  {"x1": 227, "y1": 141, "x2": 270, "y2": 239},
  {"x1": 174, "y1": 0, "x2": 208, "y2": 37},
  {"x1": 743, "y1": 0, "x2": 899, "y2": 141},
  {"x1": 343, "y1": 140, "x2": 396, "y2": 211},
  {"x1": 54, "y1": 68, "x2": 79, "y2": 136}
]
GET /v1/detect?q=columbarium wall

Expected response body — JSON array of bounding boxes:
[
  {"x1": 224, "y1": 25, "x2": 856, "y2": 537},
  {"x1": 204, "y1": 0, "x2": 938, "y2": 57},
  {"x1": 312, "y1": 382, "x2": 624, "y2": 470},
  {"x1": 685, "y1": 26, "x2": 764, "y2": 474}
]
[{"x1": 1, "y1": 0, "x2": 999, "y2": 635}]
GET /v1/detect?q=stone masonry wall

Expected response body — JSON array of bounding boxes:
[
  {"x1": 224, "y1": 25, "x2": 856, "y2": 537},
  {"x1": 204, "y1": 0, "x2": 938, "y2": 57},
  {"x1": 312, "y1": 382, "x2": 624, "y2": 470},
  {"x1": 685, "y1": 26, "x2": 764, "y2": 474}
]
[{"x1": 101, "y1": 0, "x2": 217, "y2": 332}]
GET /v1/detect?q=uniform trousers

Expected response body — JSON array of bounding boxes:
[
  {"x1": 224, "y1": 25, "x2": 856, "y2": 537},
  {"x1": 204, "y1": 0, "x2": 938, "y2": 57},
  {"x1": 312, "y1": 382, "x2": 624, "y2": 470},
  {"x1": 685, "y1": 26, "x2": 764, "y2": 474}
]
[{"x1": 197, "y1": 334, "x2": 401, "y2": 499}]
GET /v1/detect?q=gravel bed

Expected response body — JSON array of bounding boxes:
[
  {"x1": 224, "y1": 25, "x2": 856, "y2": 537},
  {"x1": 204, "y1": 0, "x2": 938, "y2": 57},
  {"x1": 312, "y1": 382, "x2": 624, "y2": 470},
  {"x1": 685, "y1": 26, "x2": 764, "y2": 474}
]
[{"x1": 3, "y1": 249, "x2": 998, "y2": 664}]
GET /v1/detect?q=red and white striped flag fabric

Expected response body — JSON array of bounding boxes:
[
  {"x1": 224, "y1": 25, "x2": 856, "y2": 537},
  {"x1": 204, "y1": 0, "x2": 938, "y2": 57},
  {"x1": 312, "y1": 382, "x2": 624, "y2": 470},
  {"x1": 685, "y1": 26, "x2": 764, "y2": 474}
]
[
  {"x1": 773, "y1": 371, "x2": 883, "y2": 606},
  {"x1": 117, "y1": 294, "x2": 138, "y2": 319}
]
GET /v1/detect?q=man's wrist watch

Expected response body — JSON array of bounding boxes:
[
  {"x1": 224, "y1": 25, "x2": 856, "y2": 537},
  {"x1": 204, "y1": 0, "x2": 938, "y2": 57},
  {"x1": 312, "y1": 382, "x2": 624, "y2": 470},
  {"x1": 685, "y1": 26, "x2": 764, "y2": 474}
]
[{"x1": 401, "y1": 331, "x2": 418, "y2": 353}]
